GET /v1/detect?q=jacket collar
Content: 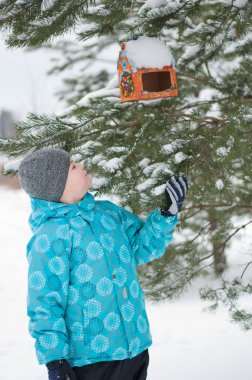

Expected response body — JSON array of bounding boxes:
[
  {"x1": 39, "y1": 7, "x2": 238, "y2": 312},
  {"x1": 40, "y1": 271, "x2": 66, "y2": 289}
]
[{"x1": 28, "y1": 191, "x2": 95, "y2": 232}]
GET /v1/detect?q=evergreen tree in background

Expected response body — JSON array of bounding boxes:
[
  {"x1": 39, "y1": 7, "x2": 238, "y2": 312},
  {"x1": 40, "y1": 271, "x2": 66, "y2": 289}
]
[{"x1": 0, "y1": 0, "x2": 252, "y2": 330}]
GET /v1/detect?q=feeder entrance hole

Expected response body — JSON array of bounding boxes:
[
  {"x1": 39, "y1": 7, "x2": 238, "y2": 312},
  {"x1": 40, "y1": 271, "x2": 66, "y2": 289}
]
[{"x1": 142, "y1": 71, "x2": 172, "y2": 92}]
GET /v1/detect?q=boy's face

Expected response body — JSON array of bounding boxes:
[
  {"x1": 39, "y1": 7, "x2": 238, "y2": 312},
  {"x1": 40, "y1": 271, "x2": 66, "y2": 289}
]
[{"x1": 59, "y1": 159, "x2": 92, "y2": 204}]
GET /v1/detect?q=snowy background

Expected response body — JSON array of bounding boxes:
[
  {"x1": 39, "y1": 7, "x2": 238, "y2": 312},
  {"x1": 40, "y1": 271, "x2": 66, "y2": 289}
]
[
  {"x1": 0, "y1": 37, "x2": 65, "y2": 119},
  {"x1": 0, "y1": 33, "x2": 252, "y2": 380}
]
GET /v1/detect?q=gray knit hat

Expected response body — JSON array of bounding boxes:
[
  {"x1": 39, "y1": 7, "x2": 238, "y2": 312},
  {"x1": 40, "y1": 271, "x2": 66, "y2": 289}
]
[{"x1": 18, "y1": 148, "x2": 71, "y2": 202}]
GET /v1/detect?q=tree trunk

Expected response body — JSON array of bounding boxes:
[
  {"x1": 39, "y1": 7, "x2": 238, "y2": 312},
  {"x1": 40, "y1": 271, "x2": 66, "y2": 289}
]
[{"x1": 209, "y1": 218, "x2": 227, "y2": 275}]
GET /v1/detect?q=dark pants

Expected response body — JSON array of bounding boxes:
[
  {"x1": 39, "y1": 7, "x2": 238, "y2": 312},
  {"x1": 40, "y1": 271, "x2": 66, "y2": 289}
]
[{"x1": 72, "y1": 349, "x2": 149, "y2": 380}]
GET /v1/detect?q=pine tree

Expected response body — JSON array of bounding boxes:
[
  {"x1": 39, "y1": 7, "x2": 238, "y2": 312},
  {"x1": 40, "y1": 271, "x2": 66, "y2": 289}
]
[{"x1": 0, "y1": 0, "x2": 252, "y2": 330}]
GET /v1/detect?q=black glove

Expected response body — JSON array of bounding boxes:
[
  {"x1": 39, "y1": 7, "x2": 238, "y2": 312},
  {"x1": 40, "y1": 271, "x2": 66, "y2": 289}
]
[
  {"x1": 46, "y1": 359, "x2": 77, "y2": 380},
  {"x1": 160, "y1": 175, "x2": 189, "y2": 217}
]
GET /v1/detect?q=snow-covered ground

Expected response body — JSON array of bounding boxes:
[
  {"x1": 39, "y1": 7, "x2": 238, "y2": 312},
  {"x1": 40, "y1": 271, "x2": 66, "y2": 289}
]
[{"x1": 0, "y1": 186, "x2": 252, "y2": 380}]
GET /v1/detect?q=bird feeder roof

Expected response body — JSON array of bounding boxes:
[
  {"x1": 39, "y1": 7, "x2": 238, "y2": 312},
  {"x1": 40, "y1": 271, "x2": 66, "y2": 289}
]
[{"x1": 124, "y1": 36, "x2": 175, "y2": 70}]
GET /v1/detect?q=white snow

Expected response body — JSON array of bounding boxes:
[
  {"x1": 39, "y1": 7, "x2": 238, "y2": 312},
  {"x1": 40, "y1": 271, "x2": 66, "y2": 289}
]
[
  {"x1": 244, "y1": 114, "x2": 252, "y2": 122},
  {"x1": 174, "y1": 151, "x2": 187, "y2": 163},
  {"x1": 0, "y1": 32, "x2": 120, "y2": 118},
  {"x1": 1, "y1": 186, "x2": 252, "y2": 380},
  {"x1": 229, "y1": 175, "x2": 243, "y2": 186},
  {"x1": 136, "y1": 178, "x2": 157, "y2": 191},
  {"x1": 162, "y1": 140, "x2": 186, "y2": 155},
  {"x1": 41, "y1": 0, "x2": 56, "y2": 11},
  {"x1": 143, "y1": 162, "x2": 171, "y2": 177},
  {"x1": 137, "y1": 98, "x2": 165, "y2": 106},
  {"x1": 151, "y1": 183, "x2": 166, "y2": 196},
  {"x1": 91, "y1": 154, "x2": 106, "y2": 165},
  {"x1": 78, "y1": 140, "x2": 102, "y2": 154},
  {"x1": 106, "y1": 74, "x2": 119, "y2": 89},
  {"x1": 143, "y1": 2, "x2": 180, "y2": 23},
  {"x1": 162, "y1": 143, "x2": 174, "y2": 154},
  {"x1": 3, "y1": 156, "x2": 23, "y2": 171},
  {"x1": 234, "y1": 0, "x2": 248, "y2": 6},
  {"x1": 0, "y1": 34, "x2": 66, "y2": 118},
  {"x1": 224, "y1": 31, "x2": 252, "y2": 54},
  {"x1": 15, "y1": 0, "x2": 29, "y2": 4},
  {"x1": 139, "y1": 0, "x2": 167, "y2": 11},
  {"x1": 220, "y1": 0, "x2": 248, "y2": 7},
  {"x1": 138, "y1": 158, "x2": 151, "y2": 168},
  {"x1": 215, "y1": 179, "x2": 224, "y2": 190},
  {"x1": 97, "y1": 156, "x2": 125, "y2": 173},
  {"x1": 76, "y1": 88, "x2": 120, "y2": 107},
  {"x1": 90, "y1": 176, "x2": 110, "y2": 189},
  {"x1": 180, "y1": 43, "x2": 201, "y2": 61},
  {"x1": 125, "y1": 36, "x2": 174, "y2": 69},
  {"x1": 216, "y1": 147, "x2": 229, "y2": 157}
]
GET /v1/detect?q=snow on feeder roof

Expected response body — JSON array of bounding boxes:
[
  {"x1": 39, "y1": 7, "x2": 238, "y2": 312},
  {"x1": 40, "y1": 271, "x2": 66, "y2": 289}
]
[
  {"x1": 117, "y1": 36, "x2": 178, "y2": 102},
  {"x1": 125, "y1": 36, "x2": 175, "y2": 70}
]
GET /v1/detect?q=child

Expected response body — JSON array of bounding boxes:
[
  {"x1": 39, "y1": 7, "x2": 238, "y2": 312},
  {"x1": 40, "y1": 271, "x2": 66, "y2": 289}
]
[{"x1": 18, "y1": 147, "x2": 188, "y2": 380}]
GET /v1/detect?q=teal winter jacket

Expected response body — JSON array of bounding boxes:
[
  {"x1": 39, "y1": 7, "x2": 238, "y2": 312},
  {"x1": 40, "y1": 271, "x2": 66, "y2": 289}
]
[{"x1": 26, "y1": 191, "x2": 178, "y2": 367}]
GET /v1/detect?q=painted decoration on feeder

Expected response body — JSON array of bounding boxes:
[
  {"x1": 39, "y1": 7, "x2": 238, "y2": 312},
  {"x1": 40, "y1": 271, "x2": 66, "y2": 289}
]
[
  {"x1": 117, "y1": 36, "x2": 178, "y2": 102},
  {"x1": 120, "y1": 70, "x2": 134, "y2": 97}
]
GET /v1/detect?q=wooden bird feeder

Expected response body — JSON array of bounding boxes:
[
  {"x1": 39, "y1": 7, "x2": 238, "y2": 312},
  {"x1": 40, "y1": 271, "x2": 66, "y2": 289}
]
[{"x1": 117, "y1": 36, "x2": 178, "y2": 102}]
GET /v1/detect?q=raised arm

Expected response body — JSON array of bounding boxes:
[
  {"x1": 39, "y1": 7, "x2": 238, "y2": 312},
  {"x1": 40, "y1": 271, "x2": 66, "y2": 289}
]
[{"x1": 105, "y1": 201, "x2": 178, "y2": 266}]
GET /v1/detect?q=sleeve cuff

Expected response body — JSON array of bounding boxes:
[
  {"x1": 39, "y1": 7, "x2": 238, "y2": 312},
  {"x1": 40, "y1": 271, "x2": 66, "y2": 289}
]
[{"x1": 150, "y1": 207, "x2": 179, "y2": 225}]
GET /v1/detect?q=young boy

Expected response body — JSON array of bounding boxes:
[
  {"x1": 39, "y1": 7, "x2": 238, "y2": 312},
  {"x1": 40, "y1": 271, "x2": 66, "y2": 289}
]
[{"x1": 18, "y1": 147, "x2": 188, "y2": 380}]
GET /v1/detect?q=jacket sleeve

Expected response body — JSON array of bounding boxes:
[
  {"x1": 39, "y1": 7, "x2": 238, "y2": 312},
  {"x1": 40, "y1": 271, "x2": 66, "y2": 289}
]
[
  {"x1": 26, "y1": 221, "x2": 71, "y2": 365},
  {"x1": 107, "y1": 202, "x2": 179, "y2": 266}
]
